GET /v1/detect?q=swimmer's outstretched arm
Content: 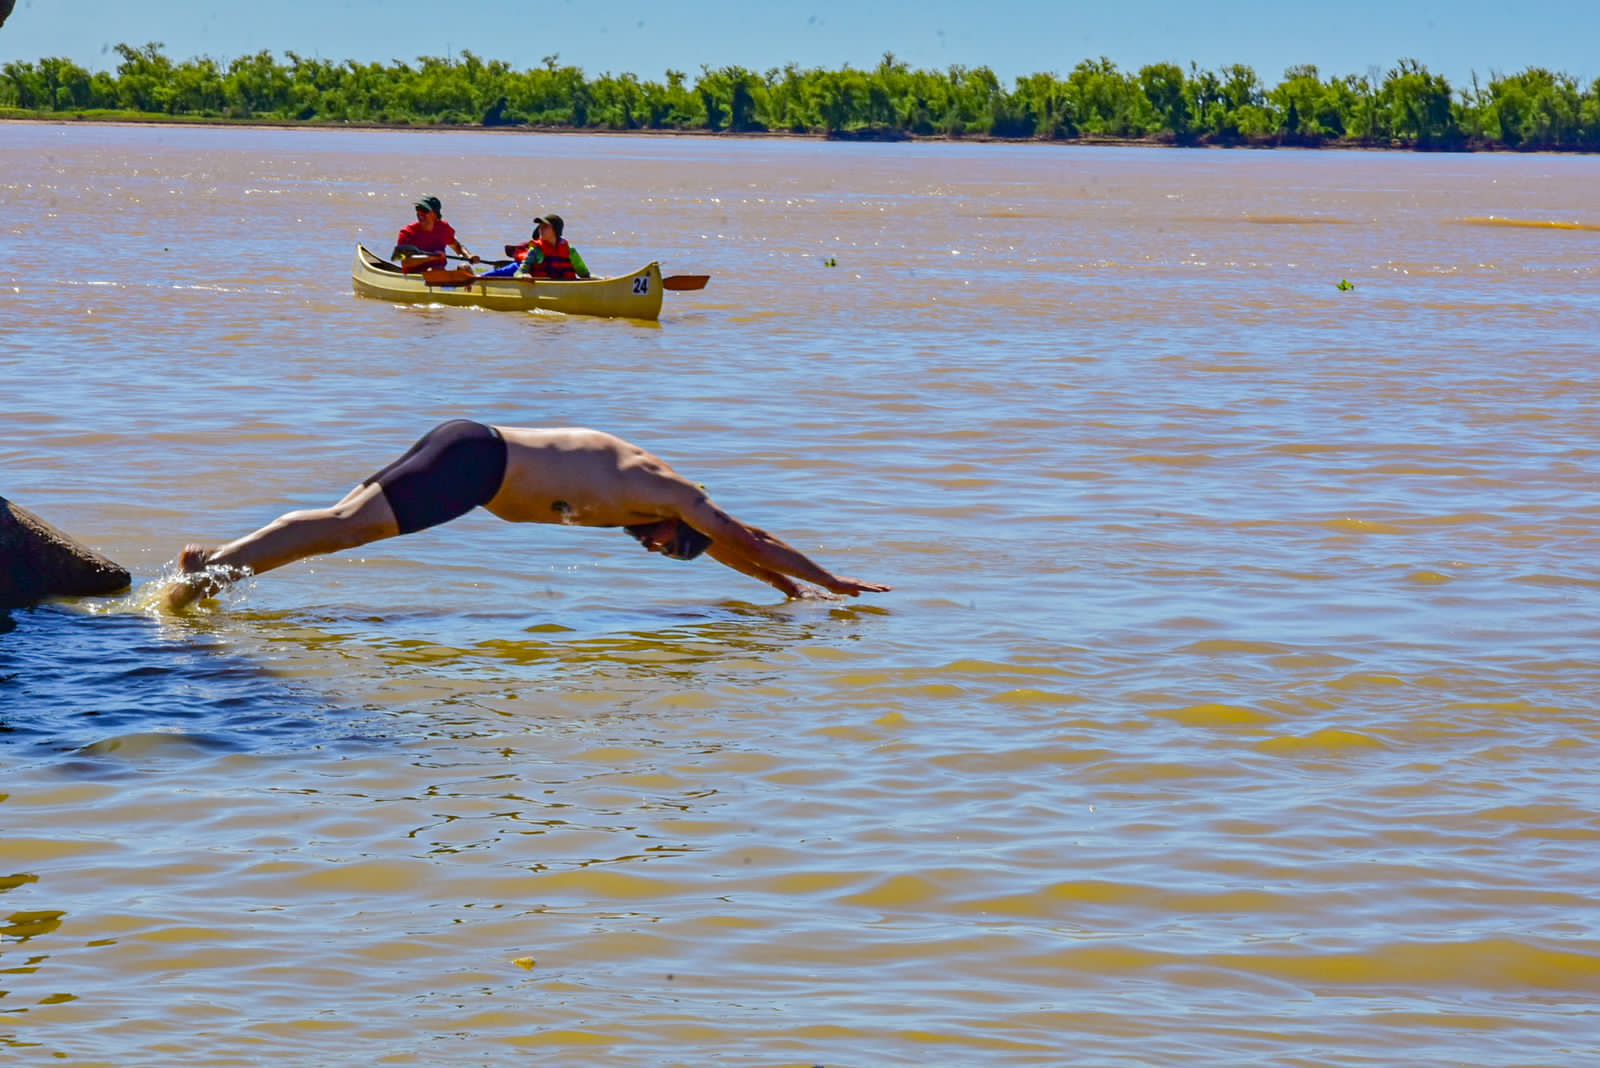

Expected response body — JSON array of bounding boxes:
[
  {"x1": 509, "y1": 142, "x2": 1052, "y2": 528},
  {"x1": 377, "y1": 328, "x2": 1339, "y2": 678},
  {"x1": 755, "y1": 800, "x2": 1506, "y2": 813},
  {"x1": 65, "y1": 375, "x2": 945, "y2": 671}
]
[
  {"x1": 679, "y1": 495, "x2": 890, "y2": 598},
  {"x1": 703, "y1": 540, "x2": 805, "y2": 599}
]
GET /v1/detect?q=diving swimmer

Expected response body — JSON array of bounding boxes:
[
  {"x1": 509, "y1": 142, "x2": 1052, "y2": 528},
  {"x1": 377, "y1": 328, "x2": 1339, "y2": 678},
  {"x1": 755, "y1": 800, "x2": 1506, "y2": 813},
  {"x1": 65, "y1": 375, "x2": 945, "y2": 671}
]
[{"x1": 164, "y1": 421, "x2": 891, "y2": 609}]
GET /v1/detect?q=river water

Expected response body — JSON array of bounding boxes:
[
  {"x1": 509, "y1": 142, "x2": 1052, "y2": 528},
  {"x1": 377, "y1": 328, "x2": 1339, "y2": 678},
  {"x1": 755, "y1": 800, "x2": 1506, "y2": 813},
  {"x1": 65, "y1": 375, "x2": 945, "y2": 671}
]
[{"x1": 3, "y1": 122, "x2": 1599, "y2": 1065}]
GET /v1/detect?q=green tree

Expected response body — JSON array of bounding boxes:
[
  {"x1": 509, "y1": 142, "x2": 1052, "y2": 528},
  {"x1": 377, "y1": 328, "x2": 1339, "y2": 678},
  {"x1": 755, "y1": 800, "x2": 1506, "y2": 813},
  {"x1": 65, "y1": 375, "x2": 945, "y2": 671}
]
[
  {"x1": 225, "y1": 50, "x2": 292, "y2": 117},
  {"x1": 590, "y1": 72, "x2": 644, "y2": 129},
  {"x1": 1065, "y1": 57, "x2": 1134, "y2": 136},
  {"x1": 1138, "y1": 62, "x2": 1189, "y2": 140},
  {"x1": 805, "y1": 68, "x2": 866, "y2": 134},
  {"x1": 955, "y1": 65, "x2": 1007, "y2": 135},
  {"x1": 1270, "y1": 65, "x2": 1342, "y2": 142},
  {"x1": 1183, "y1": 65, "x2": 1225, "y2": 138},
  {"x1": 640, "y1": 69, "x2": 701, "y2": 128},
  {"x1": 1220, "y1": 63, "x2": 1274, "y2": 140},
  {"x1": 337, "y1": 60, "x2": 392, "y2": 123},
  {"x1": 1379, "y1": 59, "x2": 1459, "y2": 146},
  {"x1": 695, "y1": 65, "x2": 728, "y2": 130},
  {"x1": 1580, "y1": 78, "x2": 1600, "y2": 149},
  {"x1": 696, "y1": 65, "x2": 764, "y2": 132},
  {"x1": 1014, "y1": 72, "x2": 1073, "y2": 138},
  {"x1": 758, "y1": 63, "x2": 813, "y2": 132},
  {"x1": 169, "y1": 56, "x2": 226, "y2": 115},
  {"x1": 31, "y1": 57, "x2": 92, "y2": 109},
  {"x1": 114, "y1": 42, "x2": 176, "y2": 113},
  {"x1": 868, "y1": 52, "x2": 914, "y2": 131},
  {"x1": 1483, "y1": 68, "x2": 1581, "y2": 148},
  {"x1": 1, "y1": 60, "x2": 43, "y2": 108}
]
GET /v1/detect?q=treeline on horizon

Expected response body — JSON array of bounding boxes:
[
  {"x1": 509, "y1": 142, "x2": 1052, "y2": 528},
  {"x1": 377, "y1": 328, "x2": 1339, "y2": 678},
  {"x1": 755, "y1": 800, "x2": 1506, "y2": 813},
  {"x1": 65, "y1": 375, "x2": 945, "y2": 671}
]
[{"x1": 4, "y1": 43, "x2": 1600, "y2": 151}]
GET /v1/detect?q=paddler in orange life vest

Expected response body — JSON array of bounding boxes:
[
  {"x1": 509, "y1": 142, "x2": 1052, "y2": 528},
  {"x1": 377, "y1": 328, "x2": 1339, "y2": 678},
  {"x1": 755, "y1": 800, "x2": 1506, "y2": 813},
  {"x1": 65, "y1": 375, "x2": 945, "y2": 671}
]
[
  {"x1": 392, "y1": 194, "x2": 477, "y2": 274},
  {"x1": 513, "y1": 215, "x2": 591, "y2": 280}
]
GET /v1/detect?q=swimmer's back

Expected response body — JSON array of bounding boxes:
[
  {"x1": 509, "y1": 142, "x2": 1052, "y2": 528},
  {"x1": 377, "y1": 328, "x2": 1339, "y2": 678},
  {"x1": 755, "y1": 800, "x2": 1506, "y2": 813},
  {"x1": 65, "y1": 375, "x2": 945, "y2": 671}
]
[{"x1": 486, "y1": 427, "x2": 695, "y2": 526}]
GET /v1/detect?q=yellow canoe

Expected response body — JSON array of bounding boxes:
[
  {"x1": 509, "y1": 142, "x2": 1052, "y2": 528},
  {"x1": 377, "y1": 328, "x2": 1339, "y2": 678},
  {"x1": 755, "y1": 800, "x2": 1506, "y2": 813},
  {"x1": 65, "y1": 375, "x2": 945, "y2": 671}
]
[{"x1": 351, "y1": 245, "x2": 665, "y2": 321}]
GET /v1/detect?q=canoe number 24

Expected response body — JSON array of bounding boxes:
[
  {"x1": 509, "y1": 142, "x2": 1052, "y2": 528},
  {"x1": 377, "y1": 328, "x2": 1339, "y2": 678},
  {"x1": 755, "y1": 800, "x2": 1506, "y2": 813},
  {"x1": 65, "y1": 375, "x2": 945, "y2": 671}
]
[{"x1": 633, "y1": 277, "x2": 650, "y2": 295}]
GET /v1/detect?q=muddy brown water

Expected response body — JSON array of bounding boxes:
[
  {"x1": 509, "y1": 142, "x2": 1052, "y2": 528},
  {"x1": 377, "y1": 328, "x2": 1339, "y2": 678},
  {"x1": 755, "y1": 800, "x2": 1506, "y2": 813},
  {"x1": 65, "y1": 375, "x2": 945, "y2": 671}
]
[{"x1": 3, "y1": 122, "x2": 1599, "y2": 1064}]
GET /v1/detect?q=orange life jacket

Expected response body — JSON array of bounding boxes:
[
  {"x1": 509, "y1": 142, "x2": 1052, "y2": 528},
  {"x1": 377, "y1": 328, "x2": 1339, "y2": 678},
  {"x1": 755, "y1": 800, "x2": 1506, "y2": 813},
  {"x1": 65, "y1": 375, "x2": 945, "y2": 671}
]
[{"x1": 525, "y1": 238, "x2": 576, "y2": 280}]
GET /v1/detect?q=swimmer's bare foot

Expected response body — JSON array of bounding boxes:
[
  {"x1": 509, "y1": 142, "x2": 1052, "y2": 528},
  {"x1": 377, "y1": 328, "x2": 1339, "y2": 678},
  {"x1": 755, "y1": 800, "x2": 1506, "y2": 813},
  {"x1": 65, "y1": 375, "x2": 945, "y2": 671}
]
[
  {"x1": 179, "y1": 544, "x2": 213, "y2": 574},
  {"x1": 162, "y1": 544, "x2": 218, "y2": 611}
]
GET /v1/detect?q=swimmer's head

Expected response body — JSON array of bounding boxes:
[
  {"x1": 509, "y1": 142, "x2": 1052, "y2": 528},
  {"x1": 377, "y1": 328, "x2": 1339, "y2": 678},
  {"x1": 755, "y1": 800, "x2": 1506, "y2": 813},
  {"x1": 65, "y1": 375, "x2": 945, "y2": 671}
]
[{"x1": 624, "y1": 519, "x2": 710, "y2": 561}]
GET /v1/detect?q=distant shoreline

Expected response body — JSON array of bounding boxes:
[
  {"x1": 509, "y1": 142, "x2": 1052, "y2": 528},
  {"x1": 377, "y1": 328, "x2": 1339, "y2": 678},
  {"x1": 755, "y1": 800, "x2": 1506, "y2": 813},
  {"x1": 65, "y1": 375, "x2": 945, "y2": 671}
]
[
  {"x1": 7, "y1": 45, "x2": 1598, "y2": 153},
  {"x1": 4, "y1": 111, "x2": 1588, "y2": 154}
]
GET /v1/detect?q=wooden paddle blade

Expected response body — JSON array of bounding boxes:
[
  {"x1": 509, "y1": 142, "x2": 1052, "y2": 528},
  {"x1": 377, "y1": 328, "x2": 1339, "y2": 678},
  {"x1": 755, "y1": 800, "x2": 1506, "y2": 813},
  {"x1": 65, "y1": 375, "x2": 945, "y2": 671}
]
[
  {"x1": 662, "y1": 274, "x2": 709, "y2": 291},
  {"x1": 422, "y1": 268, "x2": 478, "y2": 286}
]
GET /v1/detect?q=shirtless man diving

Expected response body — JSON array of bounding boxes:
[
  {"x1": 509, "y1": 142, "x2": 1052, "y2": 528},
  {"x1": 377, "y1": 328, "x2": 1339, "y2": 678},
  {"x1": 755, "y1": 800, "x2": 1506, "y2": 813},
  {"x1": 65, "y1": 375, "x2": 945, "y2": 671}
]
[{"x1": 164, "y1": 421, "x2": 890, "y2": 610}]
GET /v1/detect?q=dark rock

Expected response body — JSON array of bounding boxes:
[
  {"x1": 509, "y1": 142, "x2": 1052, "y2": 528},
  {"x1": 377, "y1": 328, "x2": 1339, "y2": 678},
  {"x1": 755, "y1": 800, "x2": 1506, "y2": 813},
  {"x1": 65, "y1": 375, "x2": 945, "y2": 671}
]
[{"x1": 0, "y1": 497, "x2": 131, "y2": 608}]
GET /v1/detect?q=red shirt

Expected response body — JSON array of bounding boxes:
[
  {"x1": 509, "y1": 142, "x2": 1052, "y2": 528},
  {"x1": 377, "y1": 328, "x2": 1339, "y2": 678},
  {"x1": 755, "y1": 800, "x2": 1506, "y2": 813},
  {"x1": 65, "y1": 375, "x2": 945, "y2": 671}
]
[{"x1": 395, "y1": 218, "x2": 457, "y2": 255}]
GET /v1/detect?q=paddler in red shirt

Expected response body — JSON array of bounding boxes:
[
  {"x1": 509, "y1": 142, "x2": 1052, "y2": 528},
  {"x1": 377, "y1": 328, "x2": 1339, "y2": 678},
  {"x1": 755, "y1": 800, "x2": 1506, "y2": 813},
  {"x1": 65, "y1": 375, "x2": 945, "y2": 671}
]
[{"x1": 392, "y1": 194, "x2": 478, "y2": 274}]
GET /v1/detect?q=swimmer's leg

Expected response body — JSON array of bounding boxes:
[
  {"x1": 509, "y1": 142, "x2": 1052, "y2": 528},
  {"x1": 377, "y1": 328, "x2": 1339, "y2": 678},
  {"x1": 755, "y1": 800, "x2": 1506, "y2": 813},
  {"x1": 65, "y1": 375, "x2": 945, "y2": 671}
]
[
  {"x1": 165, "y1": 483, "x2": 401, "y2": 609},
  {"x1": 330, "y1": 481, "x2": 370, "y2": 509}
]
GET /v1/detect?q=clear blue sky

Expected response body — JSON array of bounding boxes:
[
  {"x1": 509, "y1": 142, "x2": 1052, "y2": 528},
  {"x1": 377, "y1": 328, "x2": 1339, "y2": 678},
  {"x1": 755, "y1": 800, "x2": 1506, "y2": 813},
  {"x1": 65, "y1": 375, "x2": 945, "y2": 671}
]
[{"x1": 2, "y1": 0, "x2": 1595, "y2": 89}]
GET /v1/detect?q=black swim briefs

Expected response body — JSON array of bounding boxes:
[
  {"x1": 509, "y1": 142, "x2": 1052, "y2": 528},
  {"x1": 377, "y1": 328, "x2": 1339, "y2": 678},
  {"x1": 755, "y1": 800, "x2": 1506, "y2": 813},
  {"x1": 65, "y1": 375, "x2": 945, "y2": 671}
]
[{"x1": 363, "y1": 420, "x2": 508, "y2": 535}]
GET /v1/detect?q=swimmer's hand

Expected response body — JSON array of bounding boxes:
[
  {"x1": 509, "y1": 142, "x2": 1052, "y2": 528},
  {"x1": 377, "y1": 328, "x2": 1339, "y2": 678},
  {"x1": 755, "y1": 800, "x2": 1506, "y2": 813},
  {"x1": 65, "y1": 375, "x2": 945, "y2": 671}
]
[
  {"x1": 776, "y1": 577, "x2": 890, "y2": 600},
  {"x1": 823, "y1": 576, "x2": 892, "y2": 597}
]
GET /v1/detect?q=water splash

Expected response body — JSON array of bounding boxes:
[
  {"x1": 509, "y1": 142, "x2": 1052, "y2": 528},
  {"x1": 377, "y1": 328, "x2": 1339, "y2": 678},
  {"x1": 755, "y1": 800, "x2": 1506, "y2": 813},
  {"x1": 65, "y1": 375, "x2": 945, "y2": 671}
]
[{"x1": 105, "y1": 558, "x2": 262, "y2": 617}]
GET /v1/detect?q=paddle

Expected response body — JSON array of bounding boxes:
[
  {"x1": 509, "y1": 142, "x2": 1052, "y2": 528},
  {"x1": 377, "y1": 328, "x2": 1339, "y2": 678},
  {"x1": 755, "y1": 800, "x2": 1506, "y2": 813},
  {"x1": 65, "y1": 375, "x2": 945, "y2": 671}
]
[
  {"x1": 456, "y1": 242, "x2": 709, "y2": 289},
  {"x1": 449, "y1": 253, "x2": 514, "y2": 268},
  {"x1": 429, "y1": 257, "x2": 711, "y2": 291},
  {"x1": 472, "y1": 272, "x2": 708, "y2": 289}
]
